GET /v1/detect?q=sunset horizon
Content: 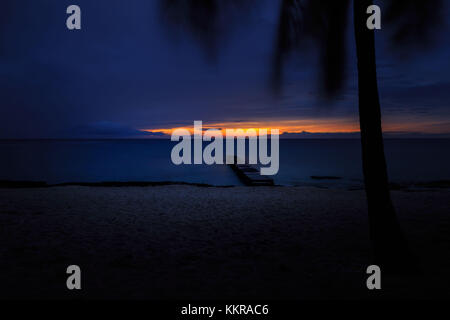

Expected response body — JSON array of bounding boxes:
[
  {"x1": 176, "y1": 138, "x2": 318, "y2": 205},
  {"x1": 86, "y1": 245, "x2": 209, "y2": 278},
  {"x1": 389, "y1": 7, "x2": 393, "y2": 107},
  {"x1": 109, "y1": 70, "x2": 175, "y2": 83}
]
[{"x1": 1, "y1": 0, "x2": 450, "y2": 310}]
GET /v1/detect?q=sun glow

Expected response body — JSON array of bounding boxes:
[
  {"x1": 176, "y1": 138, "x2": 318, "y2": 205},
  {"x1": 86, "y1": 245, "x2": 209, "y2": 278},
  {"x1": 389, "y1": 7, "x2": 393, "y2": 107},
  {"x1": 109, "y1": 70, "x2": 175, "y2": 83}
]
[
  {"x1": 140, "y1": 115, "x2": 450, "y2": 137},
  {"x1": 140, "y1": 119, "x2": 361, "y2": 136}
]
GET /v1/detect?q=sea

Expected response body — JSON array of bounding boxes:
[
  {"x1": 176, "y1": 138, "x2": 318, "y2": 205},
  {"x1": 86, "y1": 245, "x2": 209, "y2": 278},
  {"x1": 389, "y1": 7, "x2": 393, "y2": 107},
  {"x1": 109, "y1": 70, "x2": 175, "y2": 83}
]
[{"x1": 1, "y1": 139, "x2": 449, "y2": 188}]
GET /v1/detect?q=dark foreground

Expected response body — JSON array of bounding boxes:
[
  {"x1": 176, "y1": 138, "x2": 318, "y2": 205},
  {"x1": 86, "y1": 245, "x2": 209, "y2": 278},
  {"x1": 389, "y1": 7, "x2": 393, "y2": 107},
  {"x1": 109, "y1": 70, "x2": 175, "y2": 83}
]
[{"x1": 0, "y1": 185, "x2": 449, "y2": 299}]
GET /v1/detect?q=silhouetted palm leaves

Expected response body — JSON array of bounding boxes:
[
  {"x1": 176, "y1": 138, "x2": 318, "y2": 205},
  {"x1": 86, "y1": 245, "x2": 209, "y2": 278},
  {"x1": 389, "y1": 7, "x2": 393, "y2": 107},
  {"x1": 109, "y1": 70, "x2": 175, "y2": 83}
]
[
  {"x1": 159, "y1": 0, "x2": 256, "y2": 61},
  {"x1": 273, "y1": 0, "x2": 351, "y2": 97},
  {"x1": 159, "y1": 0, "x2": 444, "y2": 271},
  {"x1": 384, "y1": 0, "x2": 444, "y2": 48}
]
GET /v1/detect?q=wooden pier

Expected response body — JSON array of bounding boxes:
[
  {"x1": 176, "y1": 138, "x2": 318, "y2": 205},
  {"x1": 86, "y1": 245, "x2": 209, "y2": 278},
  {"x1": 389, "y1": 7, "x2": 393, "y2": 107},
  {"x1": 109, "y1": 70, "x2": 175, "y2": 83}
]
[{"x1": 228, "y1": 158, "x2": 274, "y2": 186}]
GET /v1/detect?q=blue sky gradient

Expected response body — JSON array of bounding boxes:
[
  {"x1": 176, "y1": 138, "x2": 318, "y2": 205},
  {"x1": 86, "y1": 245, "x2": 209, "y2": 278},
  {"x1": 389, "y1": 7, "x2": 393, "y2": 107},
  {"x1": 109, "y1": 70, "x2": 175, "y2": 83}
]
[{"x1": 0, "y1": 0, "x2": 449, "y2": 138}]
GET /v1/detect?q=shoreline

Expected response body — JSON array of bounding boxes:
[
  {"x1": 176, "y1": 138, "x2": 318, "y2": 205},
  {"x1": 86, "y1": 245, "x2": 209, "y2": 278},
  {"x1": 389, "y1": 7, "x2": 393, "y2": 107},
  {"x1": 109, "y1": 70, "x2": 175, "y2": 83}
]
[{"x1": 1, "y1": 179, "x2": 450, "y2": 190}]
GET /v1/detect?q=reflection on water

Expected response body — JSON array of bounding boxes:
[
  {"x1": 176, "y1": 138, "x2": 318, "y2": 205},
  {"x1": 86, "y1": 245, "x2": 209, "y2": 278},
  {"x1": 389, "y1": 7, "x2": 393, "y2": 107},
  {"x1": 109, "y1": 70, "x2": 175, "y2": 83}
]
[{"x1": 0, "y1": 139, "x2": 449, "y2": 188}]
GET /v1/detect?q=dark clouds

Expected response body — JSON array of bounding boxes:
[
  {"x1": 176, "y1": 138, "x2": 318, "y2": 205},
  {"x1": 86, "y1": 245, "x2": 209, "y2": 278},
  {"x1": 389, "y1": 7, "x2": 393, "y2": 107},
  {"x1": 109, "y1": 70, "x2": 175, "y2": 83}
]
[
  {"x1": 0, "y1": 0, "x2": 449, "y2": 138},
  {"x1": 73, "y1": 121, "x2": 165, "y2": 138}
]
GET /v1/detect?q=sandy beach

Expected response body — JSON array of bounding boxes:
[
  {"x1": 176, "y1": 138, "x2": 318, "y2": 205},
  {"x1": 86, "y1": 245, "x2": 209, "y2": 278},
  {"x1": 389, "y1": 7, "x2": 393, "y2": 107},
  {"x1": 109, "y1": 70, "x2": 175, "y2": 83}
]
[{"x1": 0, "y1": 185, "x2": 449, "y2": 299}]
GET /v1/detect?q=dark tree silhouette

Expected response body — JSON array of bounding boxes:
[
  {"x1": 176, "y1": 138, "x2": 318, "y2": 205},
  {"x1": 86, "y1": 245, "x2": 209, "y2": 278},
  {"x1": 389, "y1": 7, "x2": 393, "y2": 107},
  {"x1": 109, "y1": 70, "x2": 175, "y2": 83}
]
[
  {"x1": 273, "y1": 0, "x2": 443, "y2": 272},
  {"x1": 159, "y1": 0, "x2": 444, "y2": 272},
  {"x1": 354, "y1": 0, "x2": 408, "y2": 272}
]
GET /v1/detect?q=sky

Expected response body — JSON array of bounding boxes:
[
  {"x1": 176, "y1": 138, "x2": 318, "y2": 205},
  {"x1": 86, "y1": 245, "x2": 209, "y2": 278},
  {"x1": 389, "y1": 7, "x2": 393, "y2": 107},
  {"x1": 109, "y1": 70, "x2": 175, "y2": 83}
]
[{"x1": 0, "y1": 0, "x2": 450, "y2": 139}]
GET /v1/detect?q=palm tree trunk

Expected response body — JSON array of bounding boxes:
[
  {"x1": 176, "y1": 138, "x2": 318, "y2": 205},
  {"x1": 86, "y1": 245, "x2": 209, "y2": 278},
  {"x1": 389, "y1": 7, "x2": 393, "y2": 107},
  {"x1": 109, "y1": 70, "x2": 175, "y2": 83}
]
[{"x1": 353, "y1": 0, "x2": 415, "y2": 272}]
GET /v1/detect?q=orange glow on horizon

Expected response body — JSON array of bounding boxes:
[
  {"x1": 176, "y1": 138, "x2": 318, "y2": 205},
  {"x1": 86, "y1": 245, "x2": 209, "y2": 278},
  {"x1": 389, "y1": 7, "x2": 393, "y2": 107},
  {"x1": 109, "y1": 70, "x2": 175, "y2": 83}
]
[
  {"x1": 140, "y1": 119, "x2": 361, "y2": 136},
  {"x1": 139, "y1": 117, "x2": 450, "y2": 136}
]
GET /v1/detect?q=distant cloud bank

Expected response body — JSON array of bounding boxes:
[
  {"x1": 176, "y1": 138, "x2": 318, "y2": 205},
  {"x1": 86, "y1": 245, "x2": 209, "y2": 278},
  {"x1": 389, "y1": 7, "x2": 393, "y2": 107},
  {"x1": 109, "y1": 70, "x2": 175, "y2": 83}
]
[{"x1": 68, "y1": 122, "x2": 450, "y2": 139}]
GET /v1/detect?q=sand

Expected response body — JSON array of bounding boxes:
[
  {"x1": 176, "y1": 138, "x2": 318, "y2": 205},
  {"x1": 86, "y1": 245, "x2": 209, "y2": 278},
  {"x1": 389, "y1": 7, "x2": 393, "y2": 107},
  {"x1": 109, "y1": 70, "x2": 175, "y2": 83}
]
[{"x1": 0, "y1": 185, "x2": 449, "y2": 299}]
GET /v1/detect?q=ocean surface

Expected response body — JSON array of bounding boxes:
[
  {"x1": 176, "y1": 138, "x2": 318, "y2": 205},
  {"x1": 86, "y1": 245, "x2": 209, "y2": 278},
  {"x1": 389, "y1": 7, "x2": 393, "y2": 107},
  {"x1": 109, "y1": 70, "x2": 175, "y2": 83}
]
[{"x1": 1, "y1": 139, "x2": 449, "y2": 188}]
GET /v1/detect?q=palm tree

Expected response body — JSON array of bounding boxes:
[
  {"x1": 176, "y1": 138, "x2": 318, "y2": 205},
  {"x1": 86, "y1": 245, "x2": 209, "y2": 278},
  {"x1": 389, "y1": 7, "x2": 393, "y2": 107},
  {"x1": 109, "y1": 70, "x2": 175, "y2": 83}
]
[{"x1": 159, "y1": 0, "x2": 443, "y2": 271}]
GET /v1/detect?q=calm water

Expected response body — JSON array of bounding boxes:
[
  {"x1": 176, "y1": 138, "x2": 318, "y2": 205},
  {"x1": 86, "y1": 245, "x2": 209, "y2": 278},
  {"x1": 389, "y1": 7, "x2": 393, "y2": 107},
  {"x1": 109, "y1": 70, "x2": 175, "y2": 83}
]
[{"x1": 0, "y1": 139, "x2": 449, "y2": 188}]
